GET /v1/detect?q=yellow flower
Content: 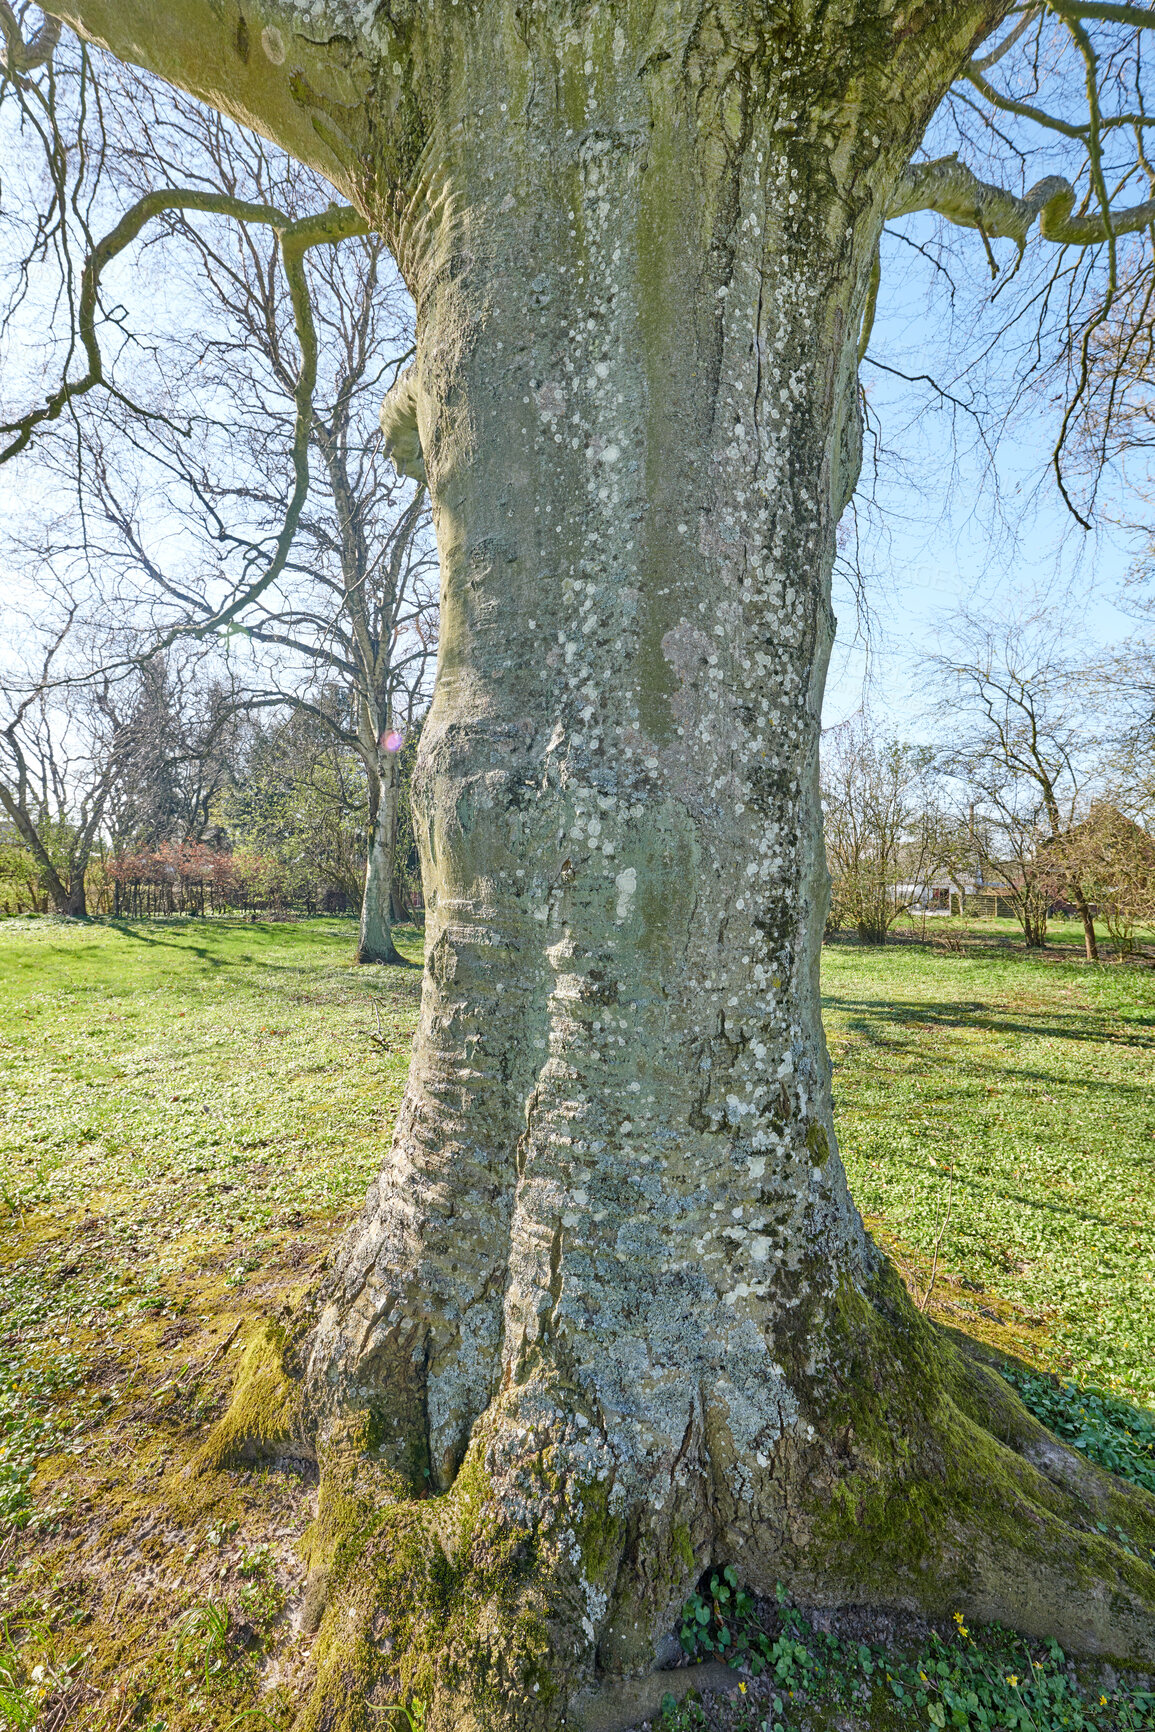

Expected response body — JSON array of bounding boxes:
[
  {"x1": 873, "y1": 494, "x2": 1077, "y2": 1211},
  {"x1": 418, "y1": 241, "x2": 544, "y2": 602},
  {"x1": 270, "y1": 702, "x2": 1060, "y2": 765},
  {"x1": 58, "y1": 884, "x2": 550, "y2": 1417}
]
[
  {"x1": 920, "y1": 1672, "x2": 929, "y2": 1683},
  {"x1": 1100, "y1": 1697, "x2": 1108, "y2": 1707},
  {"x1": 1007, "y1": 1676, "x2": 1020, "y2": 1688},
  {"x1": 739, "y1": 1683, "x2": 747, "y2": 1695}
]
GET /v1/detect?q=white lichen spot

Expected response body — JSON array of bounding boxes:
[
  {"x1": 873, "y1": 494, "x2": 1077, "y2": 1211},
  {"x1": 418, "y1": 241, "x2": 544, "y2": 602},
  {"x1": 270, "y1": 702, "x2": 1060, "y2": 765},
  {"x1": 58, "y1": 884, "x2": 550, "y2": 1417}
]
[{"x1": 614, "y1": 867, "x2": 636, "y2": 923}]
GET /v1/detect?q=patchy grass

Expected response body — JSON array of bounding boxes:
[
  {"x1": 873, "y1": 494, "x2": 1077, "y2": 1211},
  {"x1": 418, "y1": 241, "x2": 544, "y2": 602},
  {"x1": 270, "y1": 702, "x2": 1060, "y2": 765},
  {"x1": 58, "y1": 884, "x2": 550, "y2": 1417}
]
[
  {"x1": 0, "y1": 916, "x2": 422, "y2": 1732},
  {"x1": 823, "y1": 935, "x2": 1155, "y2": 1406},
  {"x1": 1, "y1": 915, "x2": 1154, "y2": 1732}
]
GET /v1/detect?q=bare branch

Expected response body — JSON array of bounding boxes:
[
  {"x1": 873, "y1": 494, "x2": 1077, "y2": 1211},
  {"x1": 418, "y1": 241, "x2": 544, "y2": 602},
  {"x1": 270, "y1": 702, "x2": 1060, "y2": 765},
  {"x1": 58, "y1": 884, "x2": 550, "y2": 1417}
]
[
  {"x1": 1048, "y1": 3, "x2": 1155, "y2": 28},
  {"x1": 0, "y1": 2, "x2": 61, "y2": 76},
  {"x1": 890, "y1": 151, "x2": 1155, "y2": 246},
  {"x1": 972, "y1": 7, "x2": 1043, "y2": 75},
  {"x1": 0, "y1": 191, "x2": 369, "y2": 462}
]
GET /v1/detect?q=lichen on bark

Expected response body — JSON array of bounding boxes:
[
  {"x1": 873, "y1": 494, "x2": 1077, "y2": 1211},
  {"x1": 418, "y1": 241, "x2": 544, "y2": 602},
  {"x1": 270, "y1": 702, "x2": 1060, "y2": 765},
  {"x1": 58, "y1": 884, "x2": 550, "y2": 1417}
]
[{"x1": 48, "y1": 0, "x2": 1155, "y2": 1725}]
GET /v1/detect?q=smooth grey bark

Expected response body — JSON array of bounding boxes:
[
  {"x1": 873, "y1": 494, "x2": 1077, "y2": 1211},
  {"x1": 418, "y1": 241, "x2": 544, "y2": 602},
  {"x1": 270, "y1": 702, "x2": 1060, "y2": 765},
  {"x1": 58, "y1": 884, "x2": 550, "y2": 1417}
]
[
  {"x1": 358, "y1": 743, "x2": 405, "y2": 964},
  {"x1": 39, "y1": 1, "x2": 1155, "y2": 1725}
]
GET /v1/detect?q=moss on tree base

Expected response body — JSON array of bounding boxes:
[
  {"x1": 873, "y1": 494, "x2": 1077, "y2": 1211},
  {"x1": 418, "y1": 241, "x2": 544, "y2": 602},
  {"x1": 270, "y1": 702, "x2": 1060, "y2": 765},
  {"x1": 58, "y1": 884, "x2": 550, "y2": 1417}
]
[{"x1": 195, "y1": 1258, "x2": 1155, "y2": 1732}]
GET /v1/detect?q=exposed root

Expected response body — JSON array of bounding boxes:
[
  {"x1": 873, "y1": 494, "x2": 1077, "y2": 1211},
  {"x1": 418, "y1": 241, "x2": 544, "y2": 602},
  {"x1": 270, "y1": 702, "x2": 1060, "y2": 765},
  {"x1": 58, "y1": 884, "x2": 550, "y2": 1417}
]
[
  {"x1": 199, "y1": 1259, "x2": 1155, "y2": 1732},
  {"x1": 195, "y1": 1320, "x2": 303, "y2": 1473}
]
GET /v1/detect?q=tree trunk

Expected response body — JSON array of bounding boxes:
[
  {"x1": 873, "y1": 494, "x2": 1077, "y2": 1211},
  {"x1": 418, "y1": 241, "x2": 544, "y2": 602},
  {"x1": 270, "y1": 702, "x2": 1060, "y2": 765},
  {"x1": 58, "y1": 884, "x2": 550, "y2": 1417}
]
[
  {"x1": 65, "y1": 870, "x2": 89, "y2": 919},
  {"x1": 260, "y1": 13, "x2": 1155, "y2": 1726},
  {"x1": 357, "y1": 750, "x2": 406, "y2": 965},
  {"x1": 1073, "y1": 884, "x2": 1099, "y2": 963},
  {"x1": 0, "y1": 784, "x2": 74, "y2": 915},
  {"x1": 46, "y1": 0, "x2": 1155, "y2": 1725}
]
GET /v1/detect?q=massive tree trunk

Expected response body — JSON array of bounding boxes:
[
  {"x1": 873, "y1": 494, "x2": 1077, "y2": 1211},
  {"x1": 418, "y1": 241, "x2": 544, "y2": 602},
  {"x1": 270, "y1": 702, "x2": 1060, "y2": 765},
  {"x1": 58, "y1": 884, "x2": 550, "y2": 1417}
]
[{"x1": 39, "y1": 1, "x2": 1155, "y2": 1726}]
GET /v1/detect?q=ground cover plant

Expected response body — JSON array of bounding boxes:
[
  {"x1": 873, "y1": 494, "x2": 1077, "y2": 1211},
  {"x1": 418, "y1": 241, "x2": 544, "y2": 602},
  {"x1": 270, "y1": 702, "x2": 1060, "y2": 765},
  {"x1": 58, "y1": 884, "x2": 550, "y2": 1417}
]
[
  {"x1": 0, "y1": 915, "x2": 1152, "y2": 1731},
  {"x1": 649, "y1": 1589, "x2": 1155, "y2": 1732}
]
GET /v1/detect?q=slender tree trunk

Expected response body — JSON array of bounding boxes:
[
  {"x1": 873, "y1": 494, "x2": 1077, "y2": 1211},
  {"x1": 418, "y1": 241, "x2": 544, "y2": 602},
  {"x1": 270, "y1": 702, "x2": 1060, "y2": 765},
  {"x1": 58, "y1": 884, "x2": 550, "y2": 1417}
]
[
  {"x1": 357, "y1": 749, "x2": 405, "y2": 965},
  {"x1": 1073, "y1": 884, "x2": 1099, "y2": 962}
]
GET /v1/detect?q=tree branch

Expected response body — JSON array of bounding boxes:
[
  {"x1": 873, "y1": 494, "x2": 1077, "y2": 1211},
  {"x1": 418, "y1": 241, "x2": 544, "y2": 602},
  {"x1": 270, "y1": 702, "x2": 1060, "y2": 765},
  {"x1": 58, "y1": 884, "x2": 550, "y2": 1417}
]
[
  {"x1": 889, "y1": 152, "x2": 1155, "y2": 247},
  {"x1": 1048, "y1": 2, "x2": 1155, "y2": 27},
  {"x1": 43, "y1": 0, "x2": 375, "y2": 192},
  {"x1": 0, "y1": 2, "x2": 61, "y2": 76},
  {"x1": 0, "y1": 191, "x2": 367, "y2": 461}
]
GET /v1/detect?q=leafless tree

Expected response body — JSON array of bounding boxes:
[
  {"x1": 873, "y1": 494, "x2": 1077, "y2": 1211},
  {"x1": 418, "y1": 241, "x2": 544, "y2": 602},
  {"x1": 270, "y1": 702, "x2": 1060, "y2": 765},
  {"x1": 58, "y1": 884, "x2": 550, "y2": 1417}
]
[
  {"x1": 102, "y1": 651, "x2": 249, "y2": 849},
  {"x1": 0, "y1": 601, "x2": 252, "y2": 913},
  {"x1": 935, "y1": 610, "x2": 1103, "y2": 956},
  {"x1": 822, "y1": 714, "x2": 956, "y2": 943},
  {"x1": 1, "y1": 53, "x2": 437, "y2": 960}
]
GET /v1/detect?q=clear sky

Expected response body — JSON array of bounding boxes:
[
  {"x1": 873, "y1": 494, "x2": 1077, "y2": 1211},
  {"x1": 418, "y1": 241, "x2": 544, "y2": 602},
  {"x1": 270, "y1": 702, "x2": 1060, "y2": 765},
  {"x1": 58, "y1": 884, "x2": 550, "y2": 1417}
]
[{"x1": 823, "y1": 218, "x2": 1151, "y2": 739}]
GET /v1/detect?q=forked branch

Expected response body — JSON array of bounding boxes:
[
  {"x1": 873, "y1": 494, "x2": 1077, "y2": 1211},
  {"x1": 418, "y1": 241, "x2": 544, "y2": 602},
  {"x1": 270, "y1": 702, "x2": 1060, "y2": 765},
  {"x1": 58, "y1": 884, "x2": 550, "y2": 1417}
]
[
  {"x1": 0, "y1": 2, "x2": 61, "y2": 76},
  {"x1": 889, "y1": 153, "x2": 1155, "y2": 248},
  {"x1": 0, "y1": 190, "x2": 370, "y2": 633}
]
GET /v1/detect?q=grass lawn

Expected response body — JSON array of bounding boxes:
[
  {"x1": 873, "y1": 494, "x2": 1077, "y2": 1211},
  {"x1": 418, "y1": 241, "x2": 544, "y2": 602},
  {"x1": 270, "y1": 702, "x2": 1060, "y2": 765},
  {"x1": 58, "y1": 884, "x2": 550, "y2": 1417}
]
[
  {"x1": 0, "y1": 913, "x2": 1153, "y2": 1732},
  {"x1": 0, "y1": 917, "x2": 423, "y2": 1732},
  {"x1": 824, "y1": 924, "x2": 1155, "y2": 1407}
]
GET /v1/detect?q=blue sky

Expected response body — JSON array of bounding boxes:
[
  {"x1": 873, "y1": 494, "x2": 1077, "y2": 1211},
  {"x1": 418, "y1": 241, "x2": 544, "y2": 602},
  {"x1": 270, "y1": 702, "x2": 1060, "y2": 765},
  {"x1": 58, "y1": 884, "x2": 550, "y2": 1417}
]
[{"x1": 823, "y1": 208, "x2": 1152, "y2": 738}]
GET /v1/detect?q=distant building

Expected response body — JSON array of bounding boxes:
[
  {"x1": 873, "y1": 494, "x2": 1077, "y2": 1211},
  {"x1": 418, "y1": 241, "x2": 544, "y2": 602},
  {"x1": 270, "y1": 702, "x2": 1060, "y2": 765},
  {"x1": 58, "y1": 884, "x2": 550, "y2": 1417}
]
[{"x1": 890, "y1": 877, "x2": 1018, "y2": 917}]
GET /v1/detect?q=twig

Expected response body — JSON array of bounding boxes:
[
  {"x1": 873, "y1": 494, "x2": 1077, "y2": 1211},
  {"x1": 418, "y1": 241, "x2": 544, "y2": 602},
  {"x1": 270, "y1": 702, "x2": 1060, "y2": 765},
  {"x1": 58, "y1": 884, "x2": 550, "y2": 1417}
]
[
  {"x1": 180, "y1": 1318, "x2": 243, "y2": 1387},
  {"x1": 920, "y1": 1164, "x2": 956, "y2": 1314}
]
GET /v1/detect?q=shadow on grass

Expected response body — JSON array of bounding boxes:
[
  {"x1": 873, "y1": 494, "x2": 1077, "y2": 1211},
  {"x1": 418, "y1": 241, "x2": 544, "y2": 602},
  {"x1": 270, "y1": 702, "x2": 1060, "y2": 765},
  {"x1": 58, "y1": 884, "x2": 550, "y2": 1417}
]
[{"x1": 823, "y1": 993, "x2": 1155, "y2": 1047}]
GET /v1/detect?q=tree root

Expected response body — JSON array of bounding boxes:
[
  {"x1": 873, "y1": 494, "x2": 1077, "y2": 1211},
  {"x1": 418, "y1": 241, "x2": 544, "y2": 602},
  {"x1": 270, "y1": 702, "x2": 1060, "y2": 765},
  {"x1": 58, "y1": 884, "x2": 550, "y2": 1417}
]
[{"x1": 200, "y1": 1258, "x2": 1155, "y2": 1731}]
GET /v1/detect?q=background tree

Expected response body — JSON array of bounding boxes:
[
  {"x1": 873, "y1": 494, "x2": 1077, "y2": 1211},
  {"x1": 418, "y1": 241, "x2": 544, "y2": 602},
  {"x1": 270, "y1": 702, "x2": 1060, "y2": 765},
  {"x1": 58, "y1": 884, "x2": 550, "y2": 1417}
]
[
  {"x1": 103, "y1": 651, "x2": 248, "y2": 850},
  {"x1": 6, "y1": 2, "x2": 1155, "y2": 1726},
  {"x1": 215, "y1": 702, "x2": 373, "y2": 914},
  {"x1": 822, "y1": 714, "x2": 955, "y2": 943},
  {"x1": 0, "y1": 611, "x2": 142, "y2": 918},
  {"x1": 0, "y1": 59, "x2": 437, "y2": 959},
  {"x1": 90, "y1": 75, "x2": 438, "y2": 959},
  {"x1": 1036, "y1": 800, "x2": 1155, "y2": 957},
  {"x1": 937, "y1": 611, "x2": 1103, "y2": 956}
]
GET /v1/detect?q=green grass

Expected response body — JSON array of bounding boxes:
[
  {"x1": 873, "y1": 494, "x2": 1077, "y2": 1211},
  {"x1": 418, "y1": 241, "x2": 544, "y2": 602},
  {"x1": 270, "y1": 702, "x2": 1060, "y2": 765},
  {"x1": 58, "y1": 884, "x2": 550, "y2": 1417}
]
[
  {"x1": 0, "y1": 916, "x2": 423, "y2": 1732},
  {"x1": 1, "y1": 914, "x2": 1153, "y2": 1732},
  {"x1": 0, "y1": 915, "x2": 421, "y2": 1235},
  {"x1": 823, "y1": 933, "x2": 1155, "y2": 1405}
]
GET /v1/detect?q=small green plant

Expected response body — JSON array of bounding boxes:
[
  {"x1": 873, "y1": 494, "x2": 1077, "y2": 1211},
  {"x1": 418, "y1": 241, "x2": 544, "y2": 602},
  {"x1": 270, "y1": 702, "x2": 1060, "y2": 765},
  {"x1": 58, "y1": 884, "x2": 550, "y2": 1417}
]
[
  {"x1": 1004, "y1": 1368, "x2": 1155, "y2": 1496},
  {"x1": 675, "y1": 1579, "x2": 1155, "y2": 1730},
  {"x1": 372, "y1": 1696, "x2": 426, "y2": 1731},
  {"x1": 679, "y1": 1572, "x2": 816, "y2": 1682},
  {"x1": 659, "y1": 1693, "x2": 708, "y2": 1729},
  {"x1": 173, "y1": 1601, "x2": 230, "y2": 1691},
  {"x1": 0, "y1": 1658, "x2": 40, "y2": 1732}
]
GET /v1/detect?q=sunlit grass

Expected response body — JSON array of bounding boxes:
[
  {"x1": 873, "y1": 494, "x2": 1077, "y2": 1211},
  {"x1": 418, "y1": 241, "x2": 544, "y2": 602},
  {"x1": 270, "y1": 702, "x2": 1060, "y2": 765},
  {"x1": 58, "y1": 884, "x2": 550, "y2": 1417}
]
[
  {"x1": 0, "y1": 916, "x2": 423, "y2": 1732},
  {"x1": 0, "y1": 913, "x2": 1152, "y2": 1731},
  {"x1": 824, "y1": 933, "x2": 1155, "y2": 1405}
]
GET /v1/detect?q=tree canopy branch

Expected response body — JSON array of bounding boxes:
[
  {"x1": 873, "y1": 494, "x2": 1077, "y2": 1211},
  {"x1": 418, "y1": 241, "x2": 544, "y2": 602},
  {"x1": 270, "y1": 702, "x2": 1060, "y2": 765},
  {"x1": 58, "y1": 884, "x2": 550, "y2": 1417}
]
[
  {"x1": 890, "y1": 152, "x2": 1155, "y2": 248},
  {"x1": 0, "y1": 2, "x2": 61, "y2": 75},
  {"x1": 1047, "y1": 2, "x2": 1155, "y2": 27}
]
